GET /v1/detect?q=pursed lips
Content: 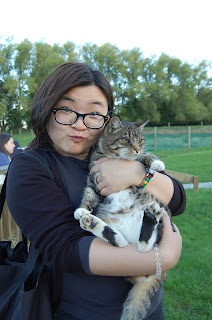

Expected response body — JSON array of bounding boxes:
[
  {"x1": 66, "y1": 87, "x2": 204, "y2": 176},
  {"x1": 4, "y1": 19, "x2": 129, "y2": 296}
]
[{"x1": 69, "y1": 135, "x2": 86, "y2": 142}]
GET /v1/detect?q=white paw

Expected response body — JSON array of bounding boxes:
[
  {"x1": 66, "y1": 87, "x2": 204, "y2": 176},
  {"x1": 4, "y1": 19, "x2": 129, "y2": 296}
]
[
  {"x1": 74, "y1": 208, "x2": 91, "y2": 220},
  {"x1": 150, "y1": 160, "x2": 165, "y2": 171}
]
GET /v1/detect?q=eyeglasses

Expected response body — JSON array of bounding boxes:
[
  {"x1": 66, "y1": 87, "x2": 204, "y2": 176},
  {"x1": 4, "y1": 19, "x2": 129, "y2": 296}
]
[{"x1": 52, "y1": 107, "x2": 109, "y2": 129}]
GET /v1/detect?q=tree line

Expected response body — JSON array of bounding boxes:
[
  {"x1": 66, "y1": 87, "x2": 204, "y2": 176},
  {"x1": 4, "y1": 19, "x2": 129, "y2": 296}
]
[{"x1": 0, "y1": 37, "x2": 212, "y2": 131}]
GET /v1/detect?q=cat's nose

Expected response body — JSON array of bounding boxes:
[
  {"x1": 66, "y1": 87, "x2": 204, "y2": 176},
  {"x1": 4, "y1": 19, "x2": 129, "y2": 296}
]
[{"x1": 134, "y1": 148, "x2": 140, "y2": 153}]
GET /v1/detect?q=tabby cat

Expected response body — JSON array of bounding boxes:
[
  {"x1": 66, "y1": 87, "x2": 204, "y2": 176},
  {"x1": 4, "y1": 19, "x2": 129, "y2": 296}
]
[{"x1": 74, "y1": 117, "x2": 171, "y2": 320}]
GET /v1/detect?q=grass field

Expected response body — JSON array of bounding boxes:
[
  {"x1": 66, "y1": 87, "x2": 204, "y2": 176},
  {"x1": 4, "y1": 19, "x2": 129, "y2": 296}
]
[
  {"x1": 163, "y1": 189, "x2": 212, "y2": 320},
  {"x1": 11, "y1": 135, "x2": 212, "y2": 319},
  {"x1": 154, "y1": 147, "x2": 212, "y2": 319},
  {"x1": 13, "y1": 132, "x2": 34, "y2": 148},
  {"x1": 154, "y1": 146, "x2": 212, "y2": 182}
]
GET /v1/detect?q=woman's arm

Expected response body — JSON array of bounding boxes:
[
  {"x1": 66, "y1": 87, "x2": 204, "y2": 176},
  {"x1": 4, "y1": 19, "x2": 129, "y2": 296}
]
[
  {"x1": 89, "y1": 158, "x2": 184, "y2": 276},
  {"x1": 91, "y1": 158, "x2": 174, "y2": 204},
  {"x1": 89, "y1": 212, "x2": 182, "y2": 276},
  {"x1": 6, "y1": 154, "x2": 183, "y2": 278},
  {"x1": 6, "y1": 154, "x2": 90, "y2": 273}
]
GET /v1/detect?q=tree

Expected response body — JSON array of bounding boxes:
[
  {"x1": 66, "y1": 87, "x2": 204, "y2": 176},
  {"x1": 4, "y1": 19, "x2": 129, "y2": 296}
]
[
  {"x1": 0, "y1": 38, "x2": 17, "y2": 131},
  {"x1": 0, "y1": 38, "x2": 212, "y2": 130}
]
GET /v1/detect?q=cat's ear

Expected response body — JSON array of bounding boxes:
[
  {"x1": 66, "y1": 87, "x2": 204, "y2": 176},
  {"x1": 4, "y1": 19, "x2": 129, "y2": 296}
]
[
  {"x1": 133, "y1": 119, "x2": 149, "y2": 129},
  {"x1": 104, "y1": 117, "x2": 123, "y2": 134}
]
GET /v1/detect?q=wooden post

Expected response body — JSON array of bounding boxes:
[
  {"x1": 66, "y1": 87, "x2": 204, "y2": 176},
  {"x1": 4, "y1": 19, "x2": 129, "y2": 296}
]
[
  {"x1": 193, "y1": 176, "x2": 199, "y2": 192},
  {"x1": 165, "y1": 170, "x2": 199, "y2": 192},
  {"x1": 188, "y1": 126, "x2": 191, "y2": 148},
  {"x1": 0, "y1": 215, "x2": 3, "y2": 239},
  {"x1": 1, "y1": 204, "x2": 10, "y2": 240},
  {"x1": 154, "y1": 127, "x2": 157, "y2": 151}
]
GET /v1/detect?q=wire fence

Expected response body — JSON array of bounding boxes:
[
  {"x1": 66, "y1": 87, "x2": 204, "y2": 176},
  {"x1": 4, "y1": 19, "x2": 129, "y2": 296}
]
[{"x1": 143, "y1": 126, "x2": 212, "y2": 151}]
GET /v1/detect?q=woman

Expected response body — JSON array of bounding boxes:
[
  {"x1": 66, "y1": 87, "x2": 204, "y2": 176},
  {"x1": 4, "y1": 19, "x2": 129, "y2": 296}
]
[
  {"x1": 0, "y1": 133, "x2": 15, "y2": 166},
  {"x1": 6, "y1": 63, "x2": 185, "y2": 320}
]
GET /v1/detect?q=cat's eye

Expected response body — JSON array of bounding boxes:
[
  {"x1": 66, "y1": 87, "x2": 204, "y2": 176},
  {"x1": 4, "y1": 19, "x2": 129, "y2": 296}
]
[
  {"x1": 139, "y1": 139, "x2": 144, "y2": 144},
  {"x1": 122, "y1": 138, "x2": 130, "y2": 143}
]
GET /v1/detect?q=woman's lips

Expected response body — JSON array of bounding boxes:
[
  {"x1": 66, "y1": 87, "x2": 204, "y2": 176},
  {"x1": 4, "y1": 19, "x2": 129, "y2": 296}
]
[{"x1": 69, "y1": 136, "x2": 86, "y2": 142}]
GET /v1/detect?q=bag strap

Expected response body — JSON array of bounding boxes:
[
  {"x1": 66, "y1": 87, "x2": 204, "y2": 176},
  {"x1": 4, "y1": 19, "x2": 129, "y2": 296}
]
[
  {"x1": 0, "y1": 150, "x2": 55, "y2": 247},
  {"x1": 19, "y1": 150, "x2": 65, "y2": 193},
  {"x1": 0, "y1": 174, "x2": 7, "y2": 219},
  {"x1": 0, "y1": 149, "x2": 62, "y2": 311},
  {"x1": 0, "y1": 150, "x2": 55, "y2": 216},
  {"x1": 19, "y1": 150, "x2": 55, "y2": 181}
]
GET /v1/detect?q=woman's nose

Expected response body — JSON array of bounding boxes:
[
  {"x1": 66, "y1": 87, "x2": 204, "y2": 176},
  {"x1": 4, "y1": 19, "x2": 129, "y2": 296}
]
[{"x1": 72, "y1": 116, "x2": 87, "y2": 129}]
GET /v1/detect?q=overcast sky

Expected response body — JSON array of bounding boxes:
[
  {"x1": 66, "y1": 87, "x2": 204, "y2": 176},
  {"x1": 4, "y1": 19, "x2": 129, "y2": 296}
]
[{"x1": 1, "y1": 0, "x2": 211, "y2": 69}]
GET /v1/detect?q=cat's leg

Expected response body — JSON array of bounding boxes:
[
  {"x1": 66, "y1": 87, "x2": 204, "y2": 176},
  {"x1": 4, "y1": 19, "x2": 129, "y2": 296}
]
[
  {"x1": 74, "y1": 185, "x2": 102, "y2": 221},
  {"x1": 76, "y1": 211, "x2": 129, "y2": 247},
  {"x1": 141, "y1": 153, "x2": 165, "y2": 171},
  {"x1": 138, "y1": 202, "x2": 164, "y2": 252}
]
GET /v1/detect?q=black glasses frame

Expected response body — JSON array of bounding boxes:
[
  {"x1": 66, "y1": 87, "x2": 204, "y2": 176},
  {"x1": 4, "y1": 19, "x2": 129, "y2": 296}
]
[{"x1": 52, "y1": 107, "x2": 109, "y2": 129}]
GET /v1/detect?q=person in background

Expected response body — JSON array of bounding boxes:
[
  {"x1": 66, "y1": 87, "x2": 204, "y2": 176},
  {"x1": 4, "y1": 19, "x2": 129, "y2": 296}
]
[
  {"x1": 11, "y1": 140, "x2": 23, "y2": 158},
  {"x1": 0, "y1": 133, "x2": 15, "y2": 166}
]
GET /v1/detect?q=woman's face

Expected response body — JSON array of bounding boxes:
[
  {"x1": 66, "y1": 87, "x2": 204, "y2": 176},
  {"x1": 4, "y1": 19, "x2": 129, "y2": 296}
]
[
  {"x1": 48, "y1": 86, "x2": 109, "y2": 160},
  {"x1": 4, "y1": 137, "x2": 15, "y2": 154}
]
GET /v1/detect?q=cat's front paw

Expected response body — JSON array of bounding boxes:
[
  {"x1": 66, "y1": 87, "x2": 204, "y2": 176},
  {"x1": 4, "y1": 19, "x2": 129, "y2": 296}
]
[
  {"x1": 74, "y1": 208, "x2": 91, "y2": 220},
  {"x1": 150, "y1": 160, "x2": 165, "y2": 171}
]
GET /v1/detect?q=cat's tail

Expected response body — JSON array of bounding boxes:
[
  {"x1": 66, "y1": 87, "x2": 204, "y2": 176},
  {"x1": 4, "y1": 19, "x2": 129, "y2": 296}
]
[{"x1": 120, "y1": 273, "x2": 167, "y2": 320}]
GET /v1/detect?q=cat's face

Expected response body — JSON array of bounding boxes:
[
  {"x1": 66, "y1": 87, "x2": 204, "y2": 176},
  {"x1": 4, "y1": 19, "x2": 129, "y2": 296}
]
[{"x1": 98, "y1": 117, "x2": 148, "y2": 160}]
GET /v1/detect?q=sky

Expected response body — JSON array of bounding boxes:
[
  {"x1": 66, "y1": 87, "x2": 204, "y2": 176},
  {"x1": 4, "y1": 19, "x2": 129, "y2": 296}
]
[{"x1": 0, "y1": 0, "x2": 211, "y2": 72}]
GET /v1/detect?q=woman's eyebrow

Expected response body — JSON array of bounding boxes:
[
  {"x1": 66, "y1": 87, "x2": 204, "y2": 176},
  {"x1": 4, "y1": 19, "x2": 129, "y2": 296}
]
[
  {"x1": 61, "y1": 96, "x2": 75, "y2": 102},
  {"x1": 61, "y1": 96, "x2": 104, "y2": 107},
  {"x1": 89, "y1": 101, "x2": 104, "y2": 107}
]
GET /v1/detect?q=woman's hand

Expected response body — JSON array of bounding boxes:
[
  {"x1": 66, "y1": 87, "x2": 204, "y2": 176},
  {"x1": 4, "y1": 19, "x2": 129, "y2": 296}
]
[
  {"x1": 159, "y1": 211, "x2": 182, "y2": 271},
  {"x1": 90, "y1": 157, "x2": 146, "y2": 196}
]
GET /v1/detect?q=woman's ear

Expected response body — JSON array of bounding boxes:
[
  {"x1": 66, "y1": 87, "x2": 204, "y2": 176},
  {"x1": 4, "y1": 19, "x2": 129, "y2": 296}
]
[{"x1": 105, "y1": 115, "x2": 110, "y2": 126}]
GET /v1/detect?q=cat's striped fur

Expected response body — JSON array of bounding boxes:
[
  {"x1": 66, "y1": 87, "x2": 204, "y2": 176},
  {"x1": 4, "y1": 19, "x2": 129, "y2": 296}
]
[{"x1": 74, "y1": 117, "x2": 171, "y2": 320}]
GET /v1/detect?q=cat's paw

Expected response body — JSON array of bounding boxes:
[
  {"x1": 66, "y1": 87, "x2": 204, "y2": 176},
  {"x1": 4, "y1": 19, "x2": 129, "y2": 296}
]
[
  {"x1": 150, "y1": 160, "x2": 165, "y2": 171},
  {"x1": 74, "y1": 208, "x2": 91, "y2": 220},
  {"x1": 145, "y1": 202, "x2": 164, "y2": 221},
  {"x1": 80, "y1": 213, "x2": 99, "y2": 231}
]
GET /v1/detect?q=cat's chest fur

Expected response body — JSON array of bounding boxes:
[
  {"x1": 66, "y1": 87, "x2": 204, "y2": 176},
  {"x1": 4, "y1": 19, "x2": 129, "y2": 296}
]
[{"x1": 96, "y1": 188, "x2": 147, "y2": 244}]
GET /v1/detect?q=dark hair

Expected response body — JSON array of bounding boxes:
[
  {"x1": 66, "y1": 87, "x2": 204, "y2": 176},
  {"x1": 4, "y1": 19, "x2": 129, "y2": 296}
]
[
  {"x1": 0, "y1": 133, "x2": 12, "y2": 154},
  {"x1": 28, "y1": 62, "x2": 114, "y2": 149}
]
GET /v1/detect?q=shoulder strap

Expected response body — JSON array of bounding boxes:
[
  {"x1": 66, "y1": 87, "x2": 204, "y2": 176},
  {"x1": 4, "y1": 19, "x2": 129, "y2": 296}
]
[
  {"x1": 0, "y1": 149, "x2": 62, "y2": 311},
  {"x1": 20, "y1": 150, "x2": 55, "y2": 181},
  {"x1": 0, "y1": 150, "x2": 55, "y2": 220},
  {"x1": 0, "y1": 174, "x2": 7, "y2": 218}
]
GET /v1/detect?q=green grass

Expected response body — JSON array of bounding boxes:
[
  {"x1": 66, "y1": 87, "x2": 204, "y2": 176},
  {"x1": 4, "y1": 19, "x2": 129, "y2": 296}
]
[
  {"x1": 154, "y1": 146, "x2": 212, "y2": 319},
  {"x1": 154, "y1": 146, "x2": 212, "y2": 182},
  {"x1": 163, "y1": 189, "x2": 212, "y2": 319},
  {"x1": 13, "y1": 132, "x2": 34, "y2": 148}
]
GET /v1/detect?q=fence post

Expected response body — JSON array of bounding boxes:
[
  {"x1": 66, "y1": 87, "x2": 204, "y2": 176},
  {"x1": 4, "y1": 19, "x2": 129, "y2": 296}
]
[
  {"x1": 154, "y1": 127, "x2": 157, "y2": 151},
  {"x1": 188, "y1": 126, "x2": 191, "y2": 148}
]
